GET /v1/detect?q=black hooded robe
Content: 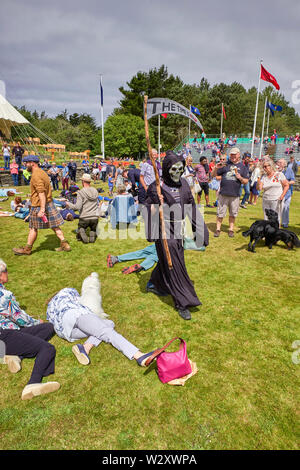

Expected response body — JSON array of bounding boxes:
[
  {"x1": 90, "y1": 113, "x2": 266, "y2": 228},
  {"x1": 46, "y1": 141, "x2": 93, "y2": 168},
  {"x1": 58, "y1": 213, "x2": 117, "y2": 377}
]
[{"x1": 144, "y1": 151, "x2": 209, "y2": 311}]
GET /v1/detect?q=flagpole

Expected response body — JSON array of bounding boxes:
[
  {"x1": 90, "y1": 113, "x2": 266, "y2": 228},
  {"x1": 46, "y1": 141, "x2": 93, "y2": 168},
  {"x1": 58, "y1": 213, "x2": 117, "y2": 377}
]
[
  {"x1": 188, "y1": 104, "x2": 191, "y2": 142},
  {"x1": 266, "y1": 105, "x2": 270, "y2": 138},
  {"x1": 220, "y1": 103, "x2": 223, "y2": 139},
  {"x1": 259, "y1": 96, "x2": 267, "y2": 159},
  {"x1": 251, "y1": 60, "x2": 263, "y2": 158},
  {"x1": 100, "y1": 74, "x2": 105, "y2": 159},
  {"x1": 158, "y1": 114, "x2": 161, "y2": 160}
]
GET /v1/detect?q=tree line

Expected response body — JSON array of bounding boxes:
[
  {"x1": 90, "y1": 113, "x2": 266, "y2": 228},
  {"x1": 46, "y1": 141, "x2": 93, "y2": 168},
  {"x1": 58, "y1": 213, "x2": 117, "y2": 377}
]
[{"x1": 14, "y1": 64, "x2": 300, "y2": 158}]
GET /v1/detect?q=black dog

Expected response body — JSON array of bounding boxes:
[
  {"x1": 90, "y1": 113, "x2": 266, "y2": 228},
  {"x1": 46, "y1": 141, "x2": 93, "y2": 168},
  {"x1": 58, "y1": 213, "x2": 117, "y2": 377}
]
[
  {"x1": 267, "y1": 228, "x2": 300, "y2": 250},
  {"x1": 242, "y1": 209, "x2": 279, "y2": 252}
]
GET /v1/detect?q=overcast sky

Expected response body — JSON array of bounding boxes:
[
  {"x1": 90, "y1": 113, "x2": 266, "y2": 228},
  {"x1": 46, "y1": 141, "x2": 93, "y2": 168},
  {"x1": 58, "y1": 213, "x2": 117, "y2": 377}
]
[{"x1": 1, "y1": 0, "x2": 300, "y2": 125}]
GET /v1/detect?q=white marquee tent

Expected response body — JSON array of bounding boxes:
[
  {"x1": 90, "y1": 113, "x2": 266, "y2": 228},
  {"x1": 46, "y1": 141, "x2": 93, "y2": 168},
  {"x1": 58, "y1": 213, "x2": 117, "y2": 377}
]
[{"x1": 0, "y1": 93, "x2": 29, "y2": 138}]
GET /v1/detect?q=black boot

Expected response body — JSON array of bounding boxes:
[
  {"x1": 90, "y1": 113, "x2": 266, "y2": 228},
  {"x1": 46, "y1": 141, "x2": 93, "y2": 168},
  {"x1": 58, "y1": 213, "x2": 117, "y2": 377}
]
[{"x1": 177, "y1": 308, "x2": 191, "y2": 320}]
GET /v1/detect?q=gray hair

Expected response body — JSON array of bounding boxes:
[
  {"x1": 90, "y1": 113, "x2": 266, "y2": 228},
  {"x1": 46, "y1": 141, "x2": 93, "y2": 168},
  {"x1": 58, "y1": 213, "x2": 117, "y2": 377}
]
[
  {"x1": 117, "y1": 184, "x2": 127, "y2": 194},
  {"x1": 277, "y1": 158, "x2": 287, "y2": 169},
  {"x1": 0, "y1": 259, "x2": 7, "y2": 274}
]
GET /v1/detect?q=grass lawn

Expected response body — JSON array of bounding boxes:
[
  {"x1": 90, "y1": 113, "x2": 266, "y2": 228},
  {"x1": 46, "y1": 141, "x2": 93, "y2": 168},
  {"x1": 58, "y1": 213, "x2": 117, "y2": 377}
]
[{"x1": 0, "y1": 181, "x2": 299, "y2": 450}]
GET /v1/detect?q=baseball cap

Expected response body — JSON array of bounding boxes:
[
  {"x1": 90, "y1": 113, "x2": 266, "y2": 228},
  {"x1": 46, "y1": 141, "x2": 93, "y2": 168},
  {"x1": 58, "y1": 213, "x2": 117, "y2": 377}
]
[{"x1": 229, "y1": 147, "x2": 240, "y2": 155}]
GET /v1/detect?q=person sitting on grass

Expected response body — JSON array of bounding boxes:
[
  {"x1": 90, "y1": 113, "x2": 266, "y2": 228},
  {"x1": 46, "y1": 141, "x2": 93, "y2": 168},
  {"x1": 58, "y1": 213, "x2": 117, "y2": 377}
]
[
  {"x1": 0, "y1": 259, "x2": 60, "y2": 400},
  {"x1": 65, "y1": 173, "x2": 99, "y2": 243},
  {"x1": 109, "y1": 184, "x2": 137, "y2": 229},
  {"x1": 46, "y1": 278, "x2": 160, "y2": 367}
]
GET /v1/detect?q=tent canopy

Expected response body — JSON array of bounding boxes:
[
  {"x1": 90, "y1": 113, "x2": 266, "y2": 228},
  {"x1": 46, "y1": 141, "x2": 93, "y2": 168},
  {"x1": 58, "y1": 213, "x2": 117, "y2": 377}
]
[{"x1": 0, "y1": 94, "x2": 29, "y2": 138}]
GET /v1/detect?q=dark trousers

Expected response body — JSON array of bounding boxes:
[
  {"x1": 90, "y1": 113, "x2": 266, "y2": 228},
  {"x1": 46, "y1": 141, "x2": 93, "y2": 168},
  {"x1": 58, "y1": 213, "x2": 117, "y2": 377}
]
[
  {"x1": 51, "y1": 176, "x2": 59, "y2": 191},
  {"x1": 70, "y1": 171, "x2": 76, "y2": 182},
  {"x1": 138, "y1": 186, "x2": 147, "y2": 205},
  {"x1": 77, "y1": 218, "x2": 98, "y2": 237},
  {"x1": 0, "y1": 323, "x2": 56, "y2": 385}
]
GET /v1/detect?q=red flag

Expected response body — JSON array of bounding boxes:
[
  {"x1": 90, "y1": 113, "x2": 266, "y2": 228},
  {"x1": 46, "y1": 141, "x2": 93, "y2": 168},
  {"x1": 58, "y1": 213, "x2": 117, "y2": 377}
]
[
  {"x1": 260, "y1": 64, "x2": 280, "y2": 90},
  {"x1": 222, "y1": 104, "x2": 226, "y2": 120},
  {"x1": 161, "y1": 113, "x2": 168, "y2": 118}
]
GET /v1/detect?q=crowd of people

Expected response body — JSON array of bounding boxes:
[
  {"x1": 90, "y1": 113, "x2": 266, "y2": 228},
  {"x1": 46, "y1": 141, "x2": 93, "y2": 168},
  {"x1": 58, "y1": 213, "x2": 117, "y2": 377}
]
[{"x1": 0, "y1": 141, "x2": 299, "y2": 400}]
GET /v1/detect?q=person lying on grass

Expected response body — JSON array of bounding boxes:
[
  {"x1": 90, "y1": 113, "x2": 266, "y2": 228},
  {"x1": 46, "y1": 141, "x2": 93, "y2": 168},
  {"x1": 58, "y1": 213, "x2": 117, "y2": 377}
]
[
  {"x1": 46, "y1": 273, "x2": 159, "y2": 367},
  {"x1": 0, "y1": 259, "x2": 60, "y2": 400},
  {"x1": 107, "y1": 243, "x2": 158, "y2": 274}
]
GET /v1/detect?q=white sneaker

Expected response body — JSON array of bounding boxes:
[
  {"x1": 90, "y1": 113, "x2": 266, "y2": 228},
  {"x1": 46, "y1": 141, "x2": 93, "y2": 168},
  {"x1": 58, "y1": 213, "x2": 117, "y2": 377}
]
[
  {"x1": 21, "y1": 382, "x2": 60, "y2": 400},
  {"x1": 4, "y1": 355, "x2": 21, "y2": 373}
]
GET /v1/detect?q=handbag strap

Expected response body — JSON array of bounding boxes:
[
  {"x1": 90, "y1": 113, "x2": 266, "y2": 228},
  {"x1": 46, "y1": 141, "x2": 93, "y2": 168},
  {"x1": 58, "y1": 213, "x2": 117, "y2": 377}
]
[{"x1": 145, "y1": 337, "x2": 184, "y2": 367}]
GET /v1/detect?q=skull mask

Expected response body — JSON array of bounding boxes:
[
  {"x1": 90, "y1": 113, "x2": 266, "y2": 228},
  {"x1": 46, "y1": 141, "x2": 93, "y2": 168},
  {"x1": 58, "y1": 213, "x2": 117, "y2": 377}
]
[{"x1": 169, "y1": 161, "x2": 184, "y2": 183}]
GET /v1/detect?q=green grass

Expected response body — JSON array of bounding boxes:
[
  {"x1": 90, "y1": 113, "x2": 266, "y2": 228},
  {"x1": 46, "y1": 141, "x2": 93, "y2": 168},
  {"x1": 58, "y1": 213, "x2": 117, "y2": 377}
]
[{"x1": 0, "y1": 182, "x2": 299, "y2": 450}]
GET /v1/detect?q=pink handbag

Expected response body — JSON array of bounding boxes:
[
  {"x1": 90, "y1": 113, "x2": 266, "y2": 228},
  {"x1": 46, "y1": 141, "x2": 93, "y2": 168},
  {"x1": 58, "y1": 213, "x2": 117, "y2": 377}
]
[{"x1": 145, "y1": 337, "x2": 192, "y2": 383}]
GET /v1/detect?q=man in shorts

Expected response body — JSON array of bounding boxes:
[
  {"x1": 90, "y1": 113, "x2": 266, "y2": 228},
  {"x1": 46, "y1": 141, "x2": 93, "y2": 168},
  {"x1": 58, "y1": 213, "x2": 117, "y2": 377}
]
[
  {"x1": 211, "y1": 147, "x2": 249, "y2": 238},
  {"x1": 13, "y1": 155, "x2": 71, "y2": 255},
  {"x1": 194, "y1": 156, "x2": 213, "y2": 207}
]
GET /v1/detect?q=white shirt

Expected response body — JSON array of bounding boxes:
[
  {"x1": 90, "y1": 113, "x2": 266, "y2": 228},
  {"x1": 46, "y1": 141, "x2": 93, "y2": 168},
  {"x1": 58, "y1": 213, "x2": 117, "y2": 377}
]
[
  {"x1": 260, "y1": 172, "x2": 286, "y2": 201},
  {"x1": 2, "y1": 146, "x2": 10, "y2": 157}
]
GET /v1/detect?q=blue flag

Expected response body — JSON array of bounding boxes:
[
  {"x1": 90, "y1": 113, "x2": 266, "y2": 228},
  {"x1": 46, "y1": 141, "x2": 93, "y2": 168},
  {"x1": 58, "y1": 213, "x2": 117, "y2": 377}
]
[
  {"x1": 100, "y1": 77, "x2": 104, "y2": 107},
  {"x1": 266, "y1": 100, "x2": 282, "y2": 117},
  {"x1": 190, "y1": 105, "x2": 201, "y2": 116}
]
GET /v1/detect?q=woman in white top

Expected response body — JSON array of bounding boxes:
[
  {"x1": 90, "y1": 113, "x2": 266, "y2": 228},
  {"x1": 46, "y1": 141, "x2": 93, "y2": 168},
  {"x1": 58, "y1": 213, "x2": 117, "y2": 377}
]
[
  {"x1": 256, "y1": 159, "x2": 289, "y2": 220},
  {"x1": 182, "y1": 156, "x2": 195, "y2": 196}
]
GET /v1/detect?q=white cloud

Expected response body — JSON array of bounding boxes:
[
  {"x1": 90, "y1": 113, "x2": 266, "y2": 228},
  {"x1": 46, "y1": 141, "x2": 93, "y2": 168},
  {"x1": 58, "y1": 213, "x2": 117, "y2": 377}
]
[{"x1": 1, "y1": 0, "x2": 299, "y2": 125}]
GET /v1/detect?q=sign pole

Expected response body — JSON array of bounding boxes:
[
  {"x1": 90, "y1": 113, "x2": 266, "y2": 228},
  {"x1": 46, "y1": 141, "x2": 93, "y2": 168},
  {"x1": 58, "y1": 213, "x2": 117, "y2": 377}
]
[{"x1": 144, "y1": 95, "x2": 172, "y2": 269}]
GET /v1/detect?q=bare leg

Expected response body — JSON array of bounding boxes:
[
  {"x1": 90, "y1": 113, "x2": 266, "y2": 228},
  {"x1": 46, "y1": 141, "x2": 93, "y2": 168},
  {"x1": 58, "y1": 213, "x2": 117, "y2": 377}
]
[
  {"x1": 52, "y1": 227, "x2": 65, "y2": 242},
  {"x1": 229, "y1": 216, "x2": 235, "y2": 232},
  {"x1": 27, "y1": 228, "x2": 38, "y2": 246},
  {"x1": 216, "y1": 217, "x2": 223, "y2": 231}
]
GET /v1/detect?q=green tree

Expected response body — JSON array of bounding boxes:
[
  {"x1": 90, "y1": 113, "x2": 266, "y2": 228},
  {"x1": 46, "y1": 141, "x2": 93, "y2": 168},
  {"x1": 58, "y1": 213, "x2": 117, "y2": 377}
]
[{"x1": 93, "y1": 114, "x2": 154, "y2": 158}]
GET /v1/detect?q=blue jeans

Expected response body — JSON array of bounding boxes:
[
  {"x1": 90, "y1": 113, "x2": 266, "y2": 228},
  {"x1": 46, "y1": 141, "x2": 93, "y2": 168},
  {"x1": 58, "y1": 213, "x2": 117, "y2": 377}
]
[
  {"x1": 12, "y1": 174, "x2": 19, "y2": 186},
  {"x1": 281, "y1": 196, "x2": 291, "y2": 227},
  {"x1": 240, "y1": 182, "x2": 250, "y2": 205},
  {"x1": 4, "y1": 157, "x2": 10, "y2": 170}
]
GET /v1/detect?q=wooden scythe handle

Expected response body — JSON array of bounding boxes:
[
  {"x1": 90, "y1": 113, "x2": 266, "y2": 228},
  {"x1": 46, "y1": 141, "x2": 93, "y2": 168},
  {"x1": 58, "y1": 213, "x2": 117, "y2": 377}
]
[{"x1": 144, "y1": 95, "x2": 173, "y2": 270}]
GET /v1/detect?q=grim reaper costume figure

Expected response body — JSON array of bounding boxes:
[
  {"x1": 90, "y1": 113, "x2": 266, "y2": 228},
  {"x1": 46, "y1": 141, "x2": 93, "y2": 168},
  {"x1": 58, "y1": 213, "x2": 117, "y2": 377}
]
[{"x1": 143, "y1": 150, "x2": 209, "y2": 320}]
